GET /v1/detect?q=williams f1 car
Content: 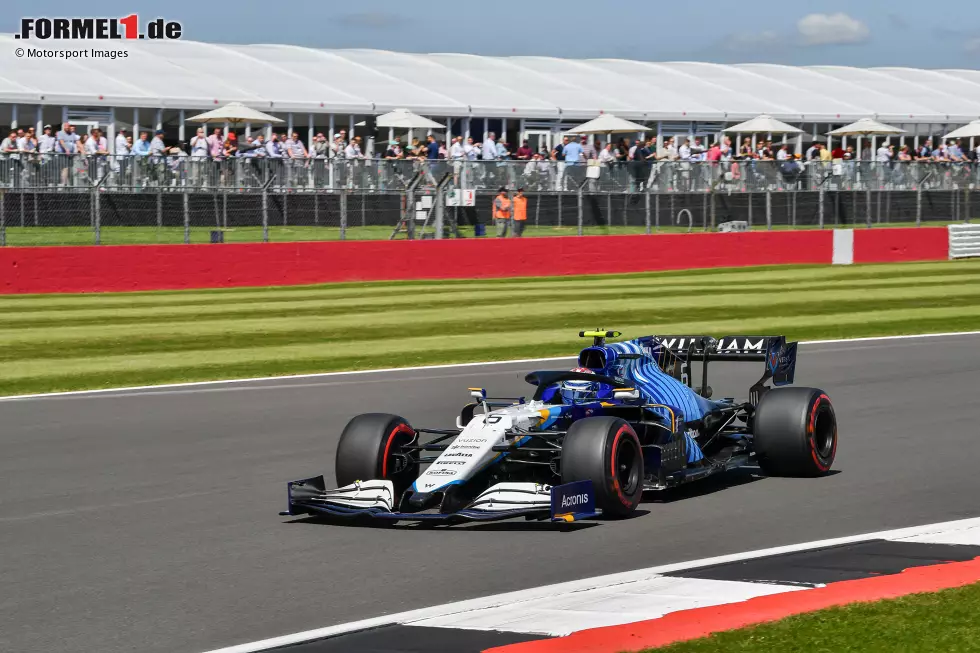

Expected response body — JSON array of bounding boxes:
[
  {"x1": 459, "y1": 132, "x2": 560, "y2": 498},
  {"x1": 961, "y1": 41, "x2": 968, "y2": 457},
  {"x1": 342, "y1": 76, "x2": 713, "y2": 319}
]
[{"x1": 283, "y1": 330, "x2": 838, "y2": 524}]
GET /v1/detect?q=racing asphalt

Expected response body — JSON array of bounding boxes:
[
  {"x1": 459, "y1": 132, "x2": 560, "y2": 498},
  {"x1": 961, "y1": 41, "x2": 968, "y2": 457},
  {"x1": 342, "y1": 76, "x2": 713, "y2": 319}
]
[{"x1": 2, "y1": 333, "x2": 980, "y2": 653}]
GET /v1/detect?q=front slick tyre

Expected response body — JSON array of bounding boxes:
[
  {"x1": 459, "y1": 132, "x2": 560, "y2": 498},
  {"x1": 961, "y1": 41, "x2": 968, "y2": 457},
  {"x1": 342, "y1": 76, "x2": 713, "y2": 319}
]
[
  {"x1": 335, "y1": 413, "x2": 418, "y2": 495},
  {"x1": 754, "y1": 387, "x2": 837, "y2": 477},
  {"x1": 561, "y1": 417, "x2": 643, "y2": 519}
]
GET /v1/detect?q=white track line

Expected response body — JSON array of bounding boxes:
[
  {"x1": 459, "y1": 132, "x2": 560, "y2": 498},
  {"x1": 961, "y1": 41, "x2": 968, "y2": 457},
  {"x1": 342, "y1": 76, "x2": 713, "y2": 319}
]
[
  {"x1": 199, "y1": 515, "x2": 980, "y2": 653},
  {"x1": 2, "y1": 331, "x2": 980, "y2": 402}
]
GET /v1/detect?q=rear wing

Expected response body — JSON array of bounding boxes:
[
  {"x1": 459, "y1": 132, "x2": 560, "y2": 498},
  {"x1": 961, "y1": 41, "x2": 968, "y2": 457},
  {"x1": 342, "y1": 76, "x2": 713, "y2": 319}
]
[{"x1": 645, "y1": 334, "x2": 797, "y2": 387}]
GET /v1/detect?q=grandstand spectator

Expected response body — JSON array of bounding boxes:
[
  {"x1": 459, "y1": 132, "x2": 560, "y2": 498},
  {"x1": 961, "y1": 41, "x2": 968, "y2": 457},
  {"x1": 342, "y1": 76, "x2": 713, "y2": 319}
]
[
  {"x1": 465, "y1": 137, "x2": 479, "y2": 160},
  {"x1": 493, "y1": 187, "x2": 512, "y2": 237},
  {"x1": 115, "y1": 127, "x2": 129, "y2": 155},
  {"x1": 516, "y1": 139, "x2": 532, "y2": 160},
  {"x1": 678, "y1": 137, "x2": 691, "y2": 161},
  {"x1": 599, "y1": 142, "x2": 615, "y2": 163},
  {"x1": 285, "y1": 131, "x2": 309, "y2": 186},
  {"x1": 38, "y1": 124, "x2": 55, "y2": 156},
  {"x1": 384, "y1": 139, "x2": 401, "y2": 159},
  {"x1": 482, "y1": 132, "x2": 497, "y2": 160},
  {"x1": 876, "y1": 141, "x2": 891, "y2": 163},
  {"x1": 19, "y1": 128, "x2": 38, "y2": 186},
  {"x1": 580, "y1": 135, "x2": 596, "y2": 160},
  {"x1": 237, "y1": 135, "x2": 259, "y2": 157},
  {"x1": 87, "y1": 128, "x2": 108, "y2": 155},
  {"x1": 1, "y1": 129, "x2": 17, "y2": 186},
  {"x1": 312, "y1": 132, "x2": 329, "y2": 159},
  {"x1": 916, "y1": 139, "x2": 932, "y2": 160},
  {"x1": 425, "y1": 134, "x2": 439, "y2": 159},
  {"x1": 690, "y1": 137, "x2": 705, "y2": 161},
  {"x1": 776, "y1": 143, "x2": 790, "y2": 161},
  {"x1": 563, "y1": 136, "x2": 583, "y2": 164},
  {"x1": 286, "y1": 131, "x2": 308, "y2": 159},
  {"x1": 738, "y1": 137, "x2": 753, "y2": 159},
  {"x1": 344, "y1": 135, "x2": 363, "y2": 158},
  {"x1": 265, "y1": 133, "x2": 282, "y2": 158},
  {"x1": 450, "y1": 136, "x2": 464, "y2": 159},
  {"x1": 54, "y1": 122, "x2": 78, "y2": 186},
  {"x1": 222, "y1": 132, "x2": 238, "y2": 159},
  {"x1": 496, "y1": 139, "x2": 509, "y2": 160}
]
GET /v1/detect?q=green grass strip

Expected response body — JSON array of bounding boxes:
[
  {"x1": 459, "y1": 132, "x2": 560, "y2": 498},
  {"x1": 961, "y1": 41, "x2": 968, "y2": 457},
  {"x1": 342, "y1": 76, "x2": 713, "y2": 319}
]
[
  {"x1": 642, "y1": 581, "x2": 980, "y2": 653},
  {"x1": 1, "y1": 259, "x2": 979, "y2": 396}
]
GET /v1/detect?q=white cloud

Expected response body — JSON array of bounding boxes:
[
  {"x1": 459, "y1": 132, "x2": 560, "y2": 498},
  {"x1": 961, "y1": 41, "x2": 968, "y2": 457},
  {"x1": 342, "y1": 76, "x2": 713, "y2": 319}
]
[{"x1": 797, "y1": 13, "x2": 871, "y2": 46}]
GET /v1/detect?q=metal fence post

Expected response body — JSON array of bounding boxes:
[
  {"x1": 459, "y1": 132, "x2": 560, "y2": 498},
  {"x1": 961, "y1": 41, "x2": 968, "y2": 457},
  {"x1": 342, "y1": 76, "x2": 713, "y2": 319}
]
[
  {"x1": 340, "y1": 190, "x2": 348, "y2": 241},
  {"x1": 261, "y1": 189, "x2": 269, "y2": 242},
  {"x1": 283, "y1": 192, "x2": 289, "y2": 226},
  {"x1": 314, "y1": 193, "x2": 319, "y2": 226},
  {"x1": 156, "y1": 189, "x2": 163, "y2": 229},
  {"x1": 747, "y1": 193, "x2": 753, "y2": 227},
  {"x1": 916, "y1": 187, "x2": 922, "y2": 226},
  {"x1": 709, "y1": 191, "x2": 716, "y2": 230},
  {"x1": 183, "y1": 192, "x2": 190, "y2": 244},
  {"x1": 19, "y1": 191, "x2": 25, "y2": 229},
  {"x1": 865, "y1": 189, "x2": 872, "y2": 228},
  {"x1": 557, "y1": 193, "x2": 563, "y2": 228},
  {"x1": 576, "y1": 187, "x2": 583, "y2": 236},
  {"x1": 93, "y1": 187, "x2": 101, "y2": 245},
  {"x1": 654, "y1": 192, "x2": 660, "y2": 232},
  {"x1": 702, "y1": 193, "x2": 708, "y2": 231},
  {"x1": 765, "y1": 191, "x2": 772, "y2": 230},
  {"x1": 644, "y1": 190, "x2": 651, "y2": 235},
  {"x1": 791, "y1": 192, "x2": 796, "y2": 228},
  {"x1": 222, "y1": 192, "x2": 228, "y2": 229},
  {"x1": 818, "y1": 188, "x2": 824, "y2": 229},
  {"x1": 0, "y1": 191, "x2": 5, "y2": 246}
]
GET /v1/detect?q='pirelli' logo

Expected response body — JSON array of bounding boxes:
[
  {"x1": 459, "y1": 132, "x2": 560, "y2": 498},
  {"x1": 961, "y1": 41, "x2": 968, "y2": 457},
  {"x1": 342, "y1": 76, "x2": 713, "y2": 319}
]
[{"x1": 16, "y1": 16, "x2": 182, "y2": 40}]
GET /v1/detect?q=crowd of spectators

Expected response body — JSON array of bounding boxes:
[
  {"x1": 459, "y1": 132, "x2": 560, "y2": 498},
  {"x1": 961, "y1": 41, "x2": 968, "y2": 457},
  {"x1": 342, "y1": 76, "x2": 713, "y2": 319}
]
[{"x1": 1, "y1": 121, "x2": 978, "y2": 191}]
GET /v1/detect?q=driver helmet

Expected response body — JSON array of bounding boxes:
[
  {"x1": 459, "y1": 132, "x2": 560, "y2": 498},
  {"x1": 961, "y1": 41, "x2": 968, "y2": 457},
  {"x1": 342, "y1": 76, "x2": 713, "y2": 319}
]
[{"x1": 560, "y1": 367, "x2": 602, "y2": 404}]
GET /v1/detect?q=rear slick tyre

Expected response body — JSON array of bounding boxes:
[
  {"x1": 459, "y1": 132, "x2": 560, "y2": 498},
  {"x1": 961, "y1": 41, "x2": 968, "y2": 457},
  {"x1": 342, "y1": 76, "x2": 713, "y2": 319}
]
[
  {"x1": 561, "y1": 417, "x2": 644, "y2": 519},
  {"x1": 753, "y1": 387, "x2": 837, "y2": 477},
  {"x1": 335, "y1": 413, "x2": 418, "y2": 495}
]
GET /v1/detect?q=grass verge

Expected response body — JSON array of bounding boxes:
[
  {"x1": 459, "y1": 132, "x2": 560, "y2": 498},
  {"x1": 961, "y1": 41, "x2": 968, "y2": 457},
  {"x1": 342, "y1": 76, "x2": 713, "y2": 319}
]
[
  {"x1": 1, "y1": 259, "x2": 979, "y2": 396},
  {"x1": 641, "y1": 581, "x2": 980, "y2": 653},
  {"x1": 0, "y1": 220, "x2": 957, "y2": 246}
]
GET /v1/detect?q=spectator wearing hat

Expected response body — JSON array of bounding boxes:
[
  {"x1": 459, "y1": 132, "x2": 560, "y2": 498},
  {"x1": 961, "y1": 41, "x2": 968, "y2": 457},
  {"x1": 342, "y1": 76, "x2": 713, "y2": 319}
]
[
  {"x1": 493, "y1": 186, "x2": 512, "y2": 237},
  {"x1": 512, "y1": 187, "x2": 528, "y2": 237}
]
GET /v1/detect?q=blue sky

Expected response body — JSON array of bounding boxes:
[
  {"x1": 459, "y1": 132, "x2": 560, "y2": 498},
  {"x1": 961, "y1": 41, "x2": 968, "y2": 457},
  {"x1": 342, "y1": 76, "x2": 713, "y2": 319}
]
[{"x1": 6, "y1": 0, "x2": 979, "y2": 68}]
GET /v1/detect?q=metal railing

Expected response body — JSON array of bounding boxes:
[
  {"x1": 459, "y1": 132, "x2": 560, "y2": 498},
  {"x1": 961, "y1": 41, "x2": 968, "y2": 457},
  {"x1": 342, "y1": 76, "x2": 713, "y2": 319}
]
[{"x1": 2, "y1": 155, "x2": 978, "y2": 194}]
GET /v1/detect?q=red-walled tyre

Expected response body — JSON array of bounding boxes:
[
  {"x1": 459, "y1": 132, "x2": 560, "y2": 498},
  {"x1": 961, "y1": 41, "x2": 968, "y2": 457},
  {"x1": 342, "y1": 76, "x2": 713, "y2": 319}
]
[
  {"x1": 753, "y1": 388, "x2": 838, "y2": 477},
  {"x1": 561, "y1": 417, "x2": 644, "y2": 519},
  {"x1": 335, "y1": 413, "x2": 418, "y2": 495}
]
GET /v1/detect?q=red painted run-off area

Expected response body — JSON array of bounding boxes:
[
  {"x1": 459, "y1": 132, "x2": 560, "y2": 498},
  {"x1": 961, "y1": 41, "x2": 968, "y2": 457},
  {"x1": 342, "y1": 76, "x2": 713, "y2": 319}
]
[{"x1": 0, "y1": 228, "x2": 947, "y2": 294}]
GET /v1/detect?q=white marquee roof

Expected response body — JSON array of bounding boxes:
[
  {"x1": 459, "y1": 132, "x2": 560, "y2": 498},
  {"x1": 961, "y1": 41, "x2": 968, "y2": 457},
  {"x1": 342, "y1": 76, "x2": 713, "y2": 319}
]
[{"x1": 1, "y1": 35, "x2": 978, "y2": 123}]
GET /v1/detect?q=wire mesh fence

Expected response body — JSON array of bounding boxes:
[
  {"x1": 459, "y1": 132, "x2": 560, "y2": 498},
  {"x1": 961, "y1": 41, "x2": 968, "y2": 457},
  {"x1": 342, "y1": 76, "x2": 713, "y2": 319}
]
[{"x1": 0, "y1": 185, "x2": 975, "y2": 246}]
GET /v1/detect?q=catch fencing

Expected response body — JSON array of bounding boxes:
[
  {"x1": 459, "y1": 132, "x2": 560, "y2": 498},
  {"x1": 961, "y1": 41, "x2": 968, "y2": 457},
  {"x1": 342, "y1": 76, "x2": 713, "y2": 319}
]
[{"x1": 0, "y1": 156, "x2": 976, "y2": 246}]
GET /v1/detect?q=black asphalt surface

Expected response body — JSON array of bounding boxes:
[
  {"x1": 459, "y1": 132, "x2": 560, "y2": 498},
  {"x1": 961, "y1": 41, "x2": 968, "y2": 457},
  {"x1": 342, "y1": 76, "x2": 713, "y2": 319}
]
[{"x1": 2, "y1": 333, "x2": 980, "y2": 653}]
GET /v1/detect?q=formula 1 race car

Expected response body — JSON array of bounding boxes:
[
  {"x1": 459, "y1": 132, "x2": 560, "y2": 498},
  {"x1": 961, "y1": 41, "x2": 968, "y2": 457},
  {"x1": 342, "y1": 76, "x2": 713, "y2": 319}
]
[{"x1": 282, "y1": 330, "x2": 838, "y2": 524}]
